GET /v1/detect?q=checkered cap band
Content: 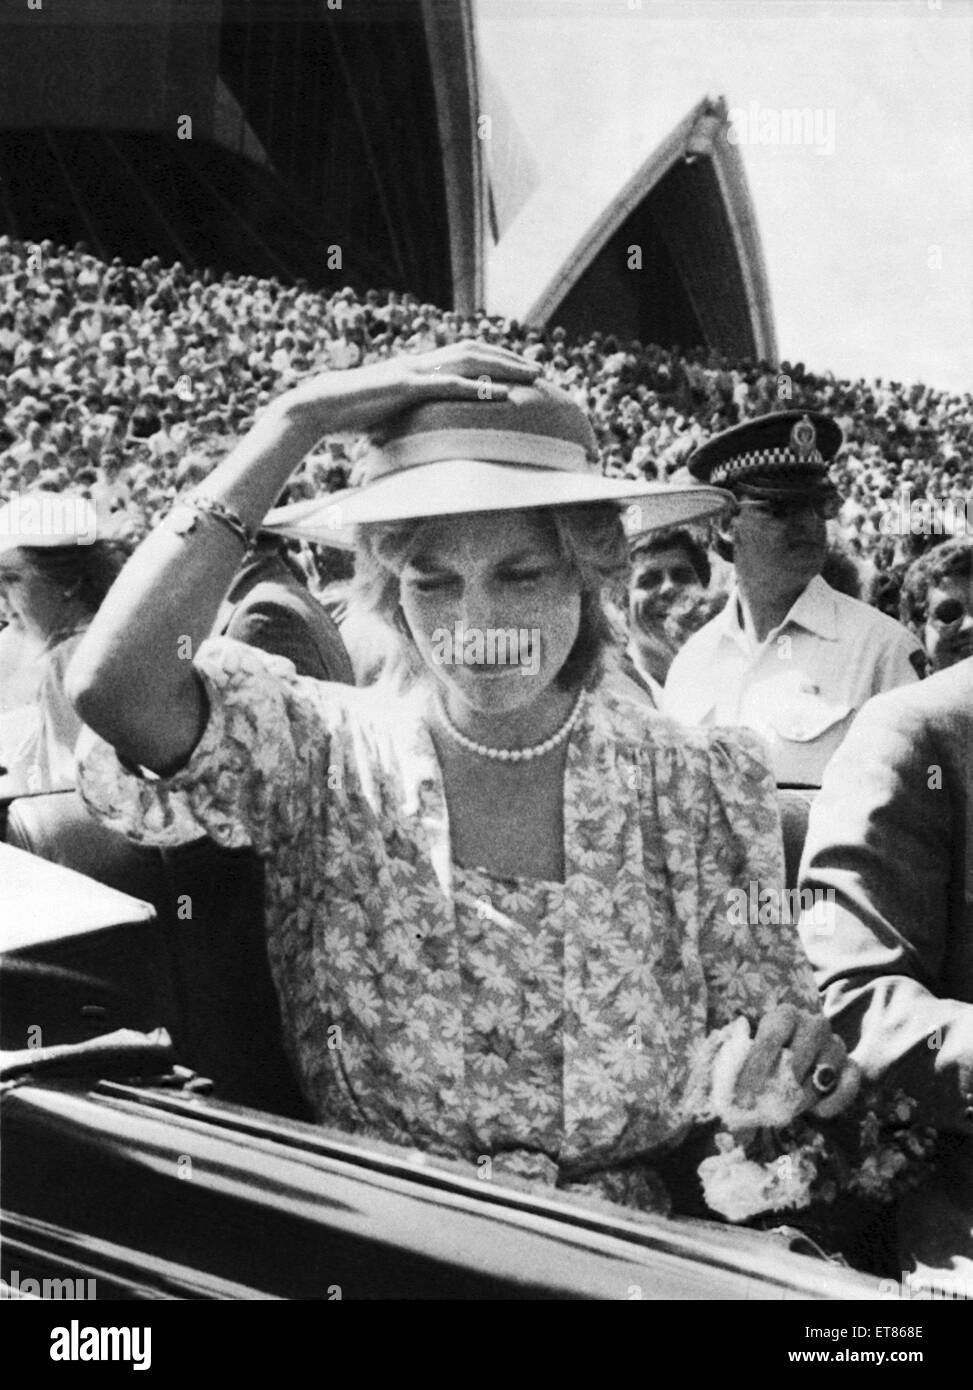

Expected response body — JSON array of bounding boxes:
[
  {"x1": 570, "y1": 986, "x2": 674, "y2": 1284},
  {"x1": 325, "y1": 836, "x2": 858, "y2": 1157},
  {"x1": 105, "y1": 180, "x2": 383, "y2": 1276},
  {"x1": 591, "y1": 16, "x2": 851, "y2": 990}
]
[{"x1": 710, "y1": 447, "x2": 828, "y2": 487}]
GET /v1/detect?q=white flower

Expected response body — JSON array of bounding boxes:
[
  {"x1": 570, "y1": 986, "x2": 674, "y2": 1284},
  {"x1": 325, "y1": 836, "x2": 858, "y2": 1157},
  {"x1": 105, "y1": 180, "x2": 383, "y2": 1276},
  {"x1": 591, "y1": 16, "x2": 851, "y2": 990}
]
[
  {"x1": 699, "y1": 1137, "x2": 817, "y2": 1222},
  {"x1": 699, "y1": 1144, "x2": 775, "y2": 1222}
]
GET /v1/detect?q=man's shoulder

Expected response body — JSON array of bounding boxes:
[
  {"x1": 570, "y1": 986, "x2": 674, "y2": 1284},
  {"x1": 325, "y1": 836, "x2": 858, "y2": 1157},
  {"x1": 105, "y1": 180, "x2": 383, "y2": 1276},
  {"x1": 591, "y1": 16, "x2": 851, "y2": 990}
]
[
  {"x1": 597, "y1": 678, "x2": 768, "y2": 767},
  {"x1": 664, "y1": 609, "x2": 726, "y2": 676},
  {"x1": 663, "y1": 610, "x2": 734, "y2": 708},
  {"x1": 856, "y1": 657, "x2": 973, "y2": 735},
  {"x1": 827, "y1": 586, "x2": 918, "y2": 649}
]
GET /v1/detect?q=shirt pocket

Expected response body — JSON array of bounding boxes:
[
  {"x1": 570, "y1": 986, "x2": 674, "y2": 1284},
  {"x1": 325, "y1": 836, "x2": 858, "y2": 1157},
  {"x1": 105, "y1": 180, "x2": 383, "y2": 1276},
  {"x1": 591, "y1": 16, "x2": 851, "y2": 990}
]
[{"x1": 765, "y1": 689, "x2": 852, "y2": 744}]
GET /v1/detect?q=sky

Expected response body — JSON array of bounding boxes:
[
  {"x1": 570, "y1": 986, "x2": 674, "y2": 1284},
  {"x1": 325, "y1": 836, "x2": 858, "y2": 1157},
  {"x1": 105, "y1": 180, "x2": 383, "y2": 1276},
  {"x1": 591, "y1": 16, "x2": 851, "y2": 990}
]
[{"x1": 477, "y1": 0, "x2": 973, "y2": 393}]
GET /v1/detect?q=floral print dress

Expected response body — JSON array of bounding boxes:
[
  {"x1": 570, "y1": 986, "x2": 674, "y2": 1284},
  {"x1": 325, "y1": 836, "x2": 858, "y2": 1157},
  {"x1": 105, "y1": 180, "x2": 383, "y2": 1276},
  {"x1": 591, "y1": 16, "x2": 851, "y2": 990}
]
[{"x1": 76, "y1": 638, "x2": 820, "y2": 1209}]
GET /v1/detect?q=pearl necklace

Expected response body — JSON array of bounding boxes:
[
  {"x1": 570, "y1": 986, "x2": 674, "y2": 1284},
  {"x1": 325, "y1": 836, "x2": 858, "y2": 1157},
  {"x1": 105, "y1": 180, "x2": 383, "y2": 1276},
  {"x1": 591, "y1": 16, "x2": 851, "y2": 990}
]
[{"x1": 436, "y1": 691, "x2": 584, "y2": 763}]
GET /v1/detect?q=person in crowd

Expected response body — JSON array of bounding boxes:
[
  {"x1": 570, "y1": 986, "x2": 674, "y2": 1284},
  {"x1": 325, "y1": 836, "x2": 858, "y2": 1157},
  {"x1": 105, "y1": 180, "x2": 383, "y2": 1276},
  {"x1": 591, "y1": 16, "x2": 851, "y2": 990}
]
[
  {"x1": 664, "y1": 412, "x2": 924, "y2": 787},
  {"x1": 622, "y1": 527, "x2": 722, "y2": 705},
  {"x1": 213, "y1": 530, "x2": 354, "y2": 684},
  {"x1": 798, "y1": 657, "x2": 973, "y2": 1278},
  {"x1": 899, "y1": 536, "x2": 973, "y2": 674},
  {"x1": 820, "y1": 540, "x2": 864, "y2": 599},
  {"x1": 66, "y1": 344, "x2": 857, "y2": 1213},
  {"x1": 0, "y1": 491, "x2": 125, "y2": 797},
  {"x1": 0, "y1": 609, "x2": 42, "y2": 714},
  {"x1": 1, "y1": 234, "x2": 971, "y2": 590}
]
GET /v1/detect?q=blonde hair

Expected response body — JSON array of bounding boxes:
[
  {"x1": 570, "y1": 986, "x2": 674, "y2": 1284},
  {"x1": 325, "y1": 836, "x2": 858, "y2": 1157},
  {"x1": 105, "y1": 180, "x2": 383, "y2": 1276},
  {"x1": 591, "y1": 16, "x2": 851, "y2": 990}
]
[{"x1": 350, "y1": 503, "x2": 630, "y2": 690}]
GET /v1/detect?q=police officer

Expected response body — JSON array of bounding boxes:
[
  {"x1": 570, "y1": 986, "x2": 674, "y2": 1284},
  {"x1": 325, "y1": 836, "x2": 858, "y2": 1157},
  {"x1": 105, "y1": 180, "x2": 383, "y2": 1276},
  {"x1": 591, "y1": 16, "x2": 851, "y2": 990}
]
[{"x1": 664, "y1": 411, "x2": 923, "y2": 786}]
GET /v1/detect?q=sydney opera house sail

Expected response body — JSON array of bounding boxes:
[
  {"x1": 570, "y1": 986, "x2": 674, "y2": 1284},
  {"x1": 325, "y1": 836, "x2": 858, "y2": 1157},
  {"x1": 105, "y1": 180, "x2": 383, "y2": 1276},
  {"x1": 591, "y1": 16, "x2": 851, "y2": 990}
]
[
  {"x1": 0, "y1": 0, "x2": 484, "y2": 309},
  {"x1": 489, "y1": 97, "x2": 777, "y2": 363},
  {"x1": 0, "y1": 1, "x2": 775, "y2": 359}
]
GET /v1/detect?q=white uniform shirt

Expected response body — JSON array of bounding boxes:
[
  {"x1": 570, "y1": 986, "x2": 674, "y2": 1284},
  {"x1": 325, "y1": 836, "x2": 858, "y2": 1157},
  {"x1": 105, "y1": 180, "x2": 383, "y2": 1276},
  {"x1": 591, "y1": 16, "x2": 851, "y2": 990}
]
[{"x1": 663, "y1": 575, "x2": 923, "y2": 786}]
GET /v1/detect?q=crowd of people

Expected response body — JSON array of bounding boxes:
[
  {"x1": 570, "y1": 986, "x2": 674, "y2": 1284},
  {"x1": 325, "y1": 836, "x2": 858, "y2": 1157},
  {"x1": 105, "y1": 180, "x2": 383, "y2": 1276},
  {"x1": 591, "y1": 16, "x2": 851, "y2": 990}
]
[
  {"x1": 2, "y1": 233, "x2": 971, "y2": 605},
  {"x1": 2, "y1": 235, "x2": 972, "y2": 1284}
]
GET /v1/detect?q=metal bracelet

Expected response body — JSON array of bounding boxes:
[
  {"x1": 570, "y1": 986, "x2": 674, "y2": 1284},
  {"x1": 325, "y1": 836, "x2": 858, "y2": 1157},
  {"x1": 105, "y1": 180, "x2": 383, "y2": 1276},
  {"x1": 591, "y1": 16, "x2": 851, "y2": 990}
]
[{"x1": 168, "y1": 494, "x2": 256, "y2": 552}]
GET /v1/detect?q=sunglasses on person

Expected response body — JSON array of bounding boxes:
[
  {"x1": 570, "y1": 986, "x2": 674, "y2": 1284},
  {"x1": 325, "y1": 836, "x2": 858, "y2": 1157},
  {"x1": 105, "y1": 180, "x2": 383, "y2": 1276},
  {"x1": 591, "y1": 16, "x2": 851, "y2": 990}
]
[{"x1": 736, "y1": 493, "x2": 841, "y2": 521}]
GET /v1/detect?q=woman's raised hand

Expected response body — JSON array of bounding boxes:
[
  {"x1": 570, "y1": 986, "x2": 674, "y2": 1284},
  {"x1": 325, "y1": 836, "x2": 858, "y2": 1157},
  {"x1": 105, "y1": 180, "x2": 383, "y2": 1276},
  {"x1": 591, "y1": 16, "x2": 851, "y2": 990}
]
[
  {"x1": 66, "y1": 342, "x2": 544, "y2": 775},
  {"x1": 281, "y1": 341, "x2": 543, "y2": 438},
  {"x1": 732, "y1": 1004, "x2": 861, "y2": 1122}
]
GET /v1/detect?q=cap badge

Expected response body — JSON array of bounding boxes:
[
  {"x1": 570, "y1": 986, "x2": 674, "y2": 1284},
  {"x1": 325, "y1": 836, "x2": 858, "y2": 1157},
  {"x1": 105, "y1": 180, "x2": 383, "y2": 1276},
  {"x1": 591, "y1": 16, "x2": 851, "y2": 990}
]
[{"x1": 790, "y1": 415, "x2": 817, "y2": 460}]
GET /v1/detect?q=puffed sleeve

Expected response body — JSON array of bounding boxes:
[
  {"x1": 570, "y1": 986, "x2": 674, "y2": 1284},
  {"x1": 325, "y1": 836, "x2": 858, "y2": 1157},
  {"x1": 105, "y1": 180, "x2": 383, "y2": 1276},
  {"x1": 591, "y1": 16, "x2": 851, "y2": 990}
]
[
  {"x1": 75, "y1": 637, "x2": 333, "y2": 853},
  {"x1": 693, "y1": 726, "x2": 821, "y2": 1028}
]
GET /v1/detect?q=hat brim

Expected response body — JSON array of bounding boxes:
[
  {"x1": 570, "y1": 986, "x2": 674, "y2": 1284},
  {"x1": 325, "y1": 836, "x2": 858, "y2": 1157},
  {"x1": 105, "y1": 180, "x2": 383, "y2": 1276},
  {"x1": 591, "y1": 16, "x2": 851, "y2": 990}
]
[
  {"x1": 733, "y1": 474, "x2": 838, "y2": 499},
  {"x1": 263, "y1": 461, "x2": 732, "y2": 550}
]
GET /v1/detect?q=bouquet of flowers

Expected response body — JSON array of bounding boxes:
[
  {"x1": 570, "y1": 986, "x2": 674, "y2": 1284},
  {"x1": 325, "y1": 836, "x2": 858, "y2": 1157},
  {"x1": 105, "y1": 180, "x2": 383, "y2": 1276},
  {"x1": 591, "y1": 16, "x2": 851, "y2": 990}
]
[{"x1": 683, "y1": 1018, "x2": 940, "y2": 1230}]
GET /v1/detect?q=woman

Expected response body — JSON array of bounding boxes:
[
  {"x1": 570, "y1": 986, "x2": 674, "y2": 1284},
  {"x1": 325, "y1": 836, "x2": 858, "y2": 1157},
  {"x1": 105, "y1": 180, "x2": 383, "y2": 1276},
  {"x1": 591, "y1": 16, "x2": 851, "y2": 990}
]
[
  {"x1": 68, "y1": 344, "x2": 857, "y2": 1211},
  {"x1": 0, "y1": 492, "x2": 125, "y2": 797}
]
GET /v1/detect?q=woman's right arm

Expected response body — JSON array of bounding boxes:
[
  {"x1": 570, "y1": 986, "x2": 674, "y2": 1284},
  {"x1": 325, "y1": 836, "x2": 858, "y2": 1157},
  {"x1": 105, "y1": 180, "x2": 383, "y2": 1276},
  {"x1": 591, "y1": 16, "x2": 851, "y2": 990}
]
[{"x1": 67, "y1": 343, "x2": 540, "y2": 772}]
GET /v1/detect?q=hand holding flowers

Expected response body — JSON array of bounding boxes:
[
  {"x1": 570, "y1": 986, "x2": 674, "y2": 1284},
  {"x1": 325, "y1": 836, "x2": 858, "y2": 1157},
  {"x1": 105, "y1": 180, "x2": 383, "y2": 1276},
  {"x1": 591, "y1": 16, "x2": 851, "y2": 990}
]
[{"x1": 685, "y1": 1014, "x2": 938, "y2": 1227}]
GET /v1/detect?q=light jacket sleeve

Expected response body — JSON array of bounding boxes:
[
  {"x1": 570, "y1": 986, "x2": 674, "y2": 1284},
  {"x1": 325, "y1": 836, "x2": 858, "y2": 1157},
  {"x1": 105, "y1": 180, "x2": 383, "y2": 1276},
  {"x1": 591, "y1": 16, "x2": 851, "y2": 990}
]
[{"x1": 798, "y1": 692, "x2": 973, "y2": 1133}]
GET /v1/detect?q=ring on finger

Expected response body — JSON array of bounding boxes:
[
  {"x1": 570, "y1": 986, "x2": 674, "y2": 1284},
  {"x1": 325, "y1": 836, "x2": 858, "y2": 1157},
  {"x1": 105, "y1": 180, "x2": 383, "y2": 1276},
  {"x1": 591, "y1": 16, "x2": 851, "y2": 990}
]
[{"x1": 811, "y1": 1063, "x2": 839, "y2": 1097}]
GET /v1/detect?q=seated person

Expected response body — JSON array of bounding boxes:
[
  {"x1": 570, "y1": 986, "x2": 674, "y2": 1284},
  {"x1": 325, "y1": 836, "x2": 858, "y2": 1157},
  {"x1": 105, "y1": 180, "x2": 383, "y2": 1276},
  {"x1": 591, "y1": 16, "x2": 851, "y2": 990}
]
[
  {"x1": 0, "y1": 491, "x2": 125, "y2": 799},
  {"x1": 798, "y1": 656, "x2": 973, "y2": 1277},
  {"x1": 899, "y1": 537, "x2": 973, "y2": 676},
  {"x1": 0, "y1": 616, "x2": 44, "y2": 712},
  {"x1": 67, "y1": 345, "x2": 857, "y2": 1216}
]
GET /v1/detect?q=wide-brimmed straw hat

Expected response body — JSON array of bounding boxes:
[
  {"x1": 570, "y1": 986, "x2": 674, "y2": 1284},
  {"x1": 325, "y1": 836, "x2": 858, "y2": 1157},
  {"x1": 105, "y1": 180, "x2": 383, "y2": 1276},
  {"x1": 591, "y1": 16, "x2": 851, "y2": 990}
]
[{"x1": 262, "y1": 380, "x2": 731, "y2": 549}]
